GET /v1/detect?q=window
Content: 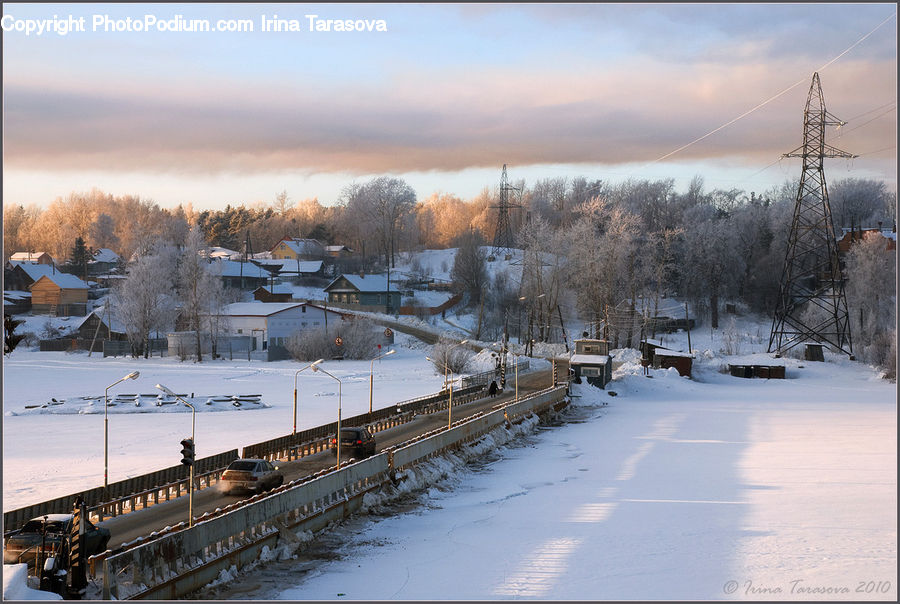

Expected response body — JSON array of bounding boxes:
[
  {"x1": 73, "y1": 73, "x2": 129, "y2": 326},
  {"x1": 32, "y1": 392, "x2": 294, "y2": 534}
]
[
  {"x1": 237, "y1": 329, "x2": 243, "y2": 334},
  {"x1": 302, "y1": 306, "x2": 306, "y2": 313},
  {"x1": 582, "y1": 367, "x2": 601, "y2": 377}
]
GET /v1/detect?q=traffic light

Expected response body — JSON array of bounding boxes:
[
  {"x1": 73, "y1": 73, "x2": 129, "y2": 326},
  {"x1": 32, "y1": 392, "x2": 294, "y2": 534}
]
[{"x1": 180, "y1": 438, "x2": 195, "y2": 466}]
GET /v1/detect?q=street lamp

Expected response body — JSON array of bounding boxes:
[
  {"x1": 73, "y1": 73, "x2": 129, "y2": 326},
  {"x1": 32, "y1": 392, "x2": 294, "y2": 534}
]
[
  {"x1": 155, "y1": 383, "x2": 196, "y2": 527},
  {"x1": 430, "y1": 339, "x2": 468, "y2": 429},
  {"x1": 293, "y1": 359, "x2": 324, "y2": 435},
  {"x1": 369, "y1": 349, "x2": 396, "y2": 414},
  {"x1": 104, "y1": 371, "x2": 140, "y2": 491},
  {"x1": 312, "y1": 365, "x2": 342, "y2": 468}
]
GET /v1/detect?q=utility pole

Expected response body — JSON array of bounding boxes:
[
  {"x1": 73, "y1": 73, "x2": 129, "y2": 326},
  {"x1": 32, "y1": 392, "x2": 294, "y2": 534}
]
[
  {"x1": 768, "y1": 72, "x2": 855, "y2": 358},
  {"x1": 490, "y1": 164, "x2": 522, "y2": 258}
]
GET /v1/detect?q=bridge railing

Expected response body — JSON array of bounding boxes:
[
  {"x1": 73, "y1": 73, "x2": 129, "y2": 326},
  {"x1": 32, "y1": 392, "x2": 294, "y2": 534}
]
[
  {"x1": 96, "y1": 384, "x2": 568, "y2": 600},
  {"x1": 3, "y1": 450, "x2": 239, "y2": 534}
]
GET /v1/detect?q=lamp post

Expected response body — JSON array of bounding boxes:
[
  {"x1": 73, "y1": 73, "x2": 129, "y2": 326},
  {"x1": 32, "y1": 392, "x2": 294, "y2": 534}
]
[
  {"x1": 312, "y1": 365, "x2": 342, "y2": 468},
  {"x1": 369, "y1": 349, "x2": 396, "y2": 413},
  {"x1": 155, "y1": 383, "x2": 196, "y2": 527},
  {"x1": 293, "y1": 359, "x2": 324, "y2": 435},
  {"x1": 442, "y1": 339, "x2": 468, "y2": 429},
  {"x1": 104, "y1": 371, "x2": 140, "y2": 491}
]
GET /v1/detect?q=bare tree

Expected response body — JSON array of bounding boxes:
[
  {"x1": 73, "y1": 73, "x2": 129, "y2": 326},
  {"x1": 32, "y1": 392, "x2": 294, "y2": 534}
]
[
  {"x1": 177, "y1": 226, "x2": 213, "y2": 361},
  {"x1": 450, "y1": 229, "x2": 488, "y2": 309},
  {"x1": 343, "y1": 177, "x2": 417, "y2": 267}
]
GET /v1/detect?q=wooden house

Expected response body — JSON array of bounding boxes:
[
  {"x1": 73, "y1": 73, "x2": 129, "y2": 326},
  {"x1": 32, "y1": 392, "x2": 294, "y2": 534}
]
[
  {"x1": 75, "y1": 309, "x2": 128, "y2": 341},
  {"x1": 9, "y1": 252, "x2": 54, "y2": 265},
  {"x1": 569, "y1": 338, "x2": 613, "y2": 388},
  {"x1": 270, "y1": 238, "x2": 326, "y2": 261},
  {"x1": 30, "y1": 273, "x2": 89, "y2": 316},
  {"x1": 253, "y1": 284, "x2": 294, "y2": 303},
  {"x1": 5, "y1": 262, "x2": 57, "y2": 291},
  {"x1": 323, "y1": 274, "x2": 402, "y2": 312}
]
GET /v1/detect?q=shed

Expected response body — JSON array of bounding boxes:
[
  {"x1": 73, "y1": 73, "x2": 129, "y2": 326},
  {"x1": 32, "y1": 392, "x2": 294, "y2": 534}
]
[
  {"x1": 570, "y1": 339, "x2": 613, "y2": 388},
  {"x1": 30, "y1": 273, "x2": 89, "y2": 316},
  {"x1": 652, "y1": 349, "x2": 693, "y2": 377},
  {"x1": 9, "y1": 251, "x2": 54, "y2": 265},
  {"x1": 253, "y1": 284, "x2": 294, "y2": 303}
]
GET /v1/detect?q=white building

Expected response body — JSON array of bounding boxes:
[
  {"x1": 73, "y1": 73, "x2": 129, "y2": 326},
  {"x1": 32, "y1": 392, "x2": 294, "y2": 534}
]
[{"x1": 217, "y1": 302, "x2": 346, "y2": 359}]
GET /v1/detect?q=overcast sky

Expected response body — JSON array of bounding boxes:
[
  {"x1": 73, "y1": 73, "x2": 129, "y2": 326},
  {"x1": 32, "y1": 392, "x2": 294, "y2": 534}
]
[{"x1": 2, "y1": 3, "x2": 896, "y2": 210}]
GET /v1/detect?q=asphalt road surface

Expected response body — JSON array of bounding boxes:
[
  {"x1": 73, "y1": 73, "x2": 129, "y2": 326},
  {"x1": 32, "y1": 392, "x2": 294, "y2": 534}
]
[{"x1": 101, "y1": 367, "x2": 556, "y2": 549}]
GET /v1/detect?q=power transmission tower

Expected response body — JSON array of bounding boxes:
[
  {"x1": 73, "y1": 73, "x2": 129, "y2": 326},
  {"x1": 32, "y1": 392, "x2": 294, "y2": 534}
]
[
  {"x1": 768, "y1": 72, "x2": 856, "y2": 358},
  {"x1": 491, "y1": 164, "x2": 521, "y2": 257}
]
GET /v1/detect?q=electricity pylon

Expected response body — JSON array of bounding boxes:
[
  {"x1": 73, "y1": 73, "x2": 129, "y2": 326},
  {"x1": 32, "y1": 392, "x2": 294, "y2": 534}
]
[
  {"x1": 768, "y1": 72, "x2": 856, "y2": 358},
  {"x1": 491, "y1": 164, "x2": 521, "y2": 257}
]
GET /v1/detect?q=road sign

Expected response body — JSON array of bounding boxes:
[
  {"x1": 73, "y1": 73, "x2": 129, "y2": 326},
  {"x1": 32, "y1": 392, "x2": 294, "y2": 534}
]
[
  {"x1": 384, "y1": 328, "x2": 393, "y2": 337},
  {"x1": 335, "y1": 336, "x2": 343, "y2": 347}
]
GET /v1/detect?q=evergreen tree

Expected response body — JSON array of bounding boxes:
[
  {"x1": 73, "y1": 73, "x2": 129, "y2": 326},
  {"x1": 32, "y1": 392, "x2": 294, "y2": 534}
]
[{"x1": 67, "y1": 237, "x2": 93, "y2": 281}]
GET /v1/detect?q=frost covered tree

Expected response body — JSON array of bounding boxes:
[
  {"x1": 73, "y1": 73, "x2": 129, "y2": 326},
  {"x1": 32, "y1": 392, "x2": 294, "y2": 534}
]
[
  {"x1": 112, "y1": 242, "x2": 178, "y2": 358},
  {"x1": 844, "y1": 232, "x2": 896, "y2": 377},
  {"x1": 450, "y1": 229, "x2": 488, "y2": 309},
  {"x1": 341, "y1": 177, "x2": 416, "y2": 268},
  {"x1": 177, "y1": 226, "x2": 220, "y2": 362}
]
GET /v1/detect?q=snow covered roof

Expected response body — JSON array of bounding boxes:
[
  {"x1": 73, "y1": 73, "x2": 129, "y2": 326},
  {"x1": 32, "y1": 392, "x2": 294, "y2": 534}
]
[
  {"x1": 254, "y1": 259, "x2": 323, "y2": 274},
  {"x1": 9, "y1": 252, "x2": 52, "y2": 263},
  {"x1": 257, "y1": 284, "x2": 294, "y2": 295},
  {"x1": 9, "y1": 262, "x2": 57, "y2": 282},
  {"x1": 91, "y1": 248, "x2": 120, "y2": 263},
  {"x1": 570, "y1": 354, "x2": 611, "y2": 365},
  {"x1": 32, "y1": 273, "x2": 89, "y2": 289},
  {"x1": 77, "y1": 307, "x2": 127, "y2": 334},
  {"x1": 653, "y1": 349, "x2": 693, "y2": 358},
  {"x1": 328, "y1": 273, "x2": 392, "y2": 292},
  {"x1": 222, "y1": 302, "x2": 304, "y2": 317},
  {"x1": 208, "y1": 259, "x2": 271, "y2": 279}
]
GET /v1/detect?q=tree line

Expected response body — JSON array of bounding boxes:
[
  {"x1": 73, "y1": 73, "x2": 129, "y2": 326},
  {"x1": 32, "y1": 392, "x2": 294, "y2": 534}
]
[{"x1": 4, "y1": 174, "x2": 895, "y2": 374}]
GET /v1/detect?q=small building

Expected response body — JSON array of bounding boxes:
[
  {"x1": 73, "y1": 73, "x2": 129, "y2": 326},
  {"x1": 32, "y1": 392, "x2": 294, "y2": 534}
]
[
  {"x1": 653, "y1": 349, "x2": 693, "y2": 377},
  {"x1": 30, "y1": 273, "x2": 89, "y2": 316},
  {"x1": 9, "y1": 252, "x2": 54, "y2": 265},
  {"x1": 323, "y1": 274, "x2": 402, "y2": 311},
  {"x1": 88, "y1": 248, "x2": 121, "y2": 275},
  {"x1": 253, "y1": 259, "x2": 325, "y2": 281},
  {"x1": 209, "y1": 301, "x2": 347, "y2": 361},
  {"x1": 569, "y1": 338, "x2": 614, "y2": 388},
  {"x1": 253, "y1": 284, "x2": 294, "y2": 303},
  {"x1": 270, "y1": 237, "x2": 326, "y2": 261},
  {"x1": 209, "y1": 259, "x2": 272, "y2": 289},
  {"x1": 837, "y1": 226, "x2": 897, "y2": 254},
  {"x1": 4, "y1": 262, "x2": 58, "y2": 291},
  {"x1": 75, "y1": 308, "x2": 129, "y2": 341},
  {"x1": 325, "y1": 245, "x2": 353, "y2": 258}
]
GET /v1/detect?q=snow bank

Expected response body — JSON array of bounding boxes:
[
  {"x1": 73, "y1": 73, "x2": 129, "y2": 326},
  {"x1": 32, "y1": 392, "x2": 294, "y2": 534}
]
[{"x1": 2, "y1": 564, "x2": 63, "y2": 601}]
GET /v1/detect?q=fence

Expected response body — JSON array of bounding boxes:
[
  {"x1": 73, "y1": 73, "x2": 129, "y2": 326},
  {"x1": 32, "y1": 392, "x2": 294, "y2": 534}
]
[
  {"x1": 3, "y1": 450, "x2": 239, "y2": 534},
  {"x1": 96, "y1": 385, "x2": 567, "y2": 599},
  {"x1": 240, "y1": 384, "x2": 485, "y2": 461}
]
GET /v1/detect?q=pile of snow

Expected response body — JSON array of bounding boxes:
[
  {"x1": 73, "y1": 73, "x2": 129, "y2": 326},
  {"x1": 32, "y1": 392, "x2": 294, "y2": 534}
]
[{"x1": 2, "y1": 564, "x2": 62, "y2": 601}]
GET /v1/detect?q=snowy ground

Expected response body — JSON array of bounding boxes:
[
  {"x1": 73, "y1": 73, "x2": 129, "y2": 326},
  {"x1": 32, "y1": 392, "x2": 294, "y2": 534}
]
[
  {"x1": 3, "y1": 303, "x2": 896, "y2": 600},
  {"x1": 238, "y1": 351, "x2": 895, "y2": 601}
]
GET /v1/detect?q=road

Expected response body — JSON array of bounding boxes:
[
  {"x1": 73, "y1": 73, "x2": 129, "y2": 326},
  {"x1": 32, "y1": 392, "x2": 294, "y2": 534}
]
[{"x1": 100, "y1": 367, "x2": 557, "y2": 549}]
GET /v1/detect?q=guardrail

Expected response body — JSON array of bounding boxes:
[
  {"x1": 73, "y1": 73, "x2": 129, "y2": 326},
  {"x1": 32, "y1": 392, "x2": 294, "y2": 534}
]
[
  {"x1": 240, "y1": 384, "x2": 485, "y2": 461},
  {"x1": 461, "y1": 359, "x2": 529, "y2": 388},
  {"x1": 96, "y1": 384, "x2": 568, "y2": 600},
  {"x1": 3, "y1": 450, "x2": 239, "y2": 534}
]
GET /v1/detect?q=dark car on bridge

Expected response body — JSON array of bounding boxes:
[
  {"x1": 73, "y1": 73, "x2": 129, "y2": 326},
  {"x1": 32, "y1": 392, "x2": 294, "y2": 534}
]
[
  {"x1": 331, "y1": 427, "x2": 377, "y2": 459},
  {"x1": 220, "y1": 458, "x2": 284, "y2": 495},
  {"x1": 3, "y1": 513, "x2": 110, "y2": 568}
]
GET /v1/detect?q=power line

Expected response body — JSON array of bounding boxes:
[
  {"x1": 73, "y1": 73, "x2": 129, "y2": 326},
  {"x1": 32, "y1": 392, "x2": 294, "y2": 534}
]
[{"x1": 635, "y1": 12, "x2": 896, "y2": 171}]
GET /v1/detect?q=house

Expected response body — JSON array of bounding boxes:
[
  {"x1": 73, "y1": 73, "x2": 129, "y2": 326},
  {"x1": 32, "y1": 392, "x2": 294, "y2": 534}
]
[
  {"x1": 30, "y1": 273, "x2": 89, "y2": 316},
  {"x1": 9, "y1": 252, "x2": 54, "y2": 265},
  {"x1": 4, "y1": 262, "x2": 58, "y2": 291},
  {"x1": 837, "y1": 226, "x2": 897, "y2": 254},
  {"x1": 253, "y1": 259, "x2": 325, "y2": 280},
  {"x1": 88, "y1": 249, "x2": 121, "y2": 275},
  {"x1": 569, "y1": 339, "x2": 614, "y2": 388},
  {"x1": 323, "y1": 274, "x2": 402, "y2": 311},
  {"x1": 640, "y1": 338, "x2": 693, "y2": 377},
  {"x1": 209, "y1": 302, "x2": 347, "y2": 361},
  {"x1": 269, "y1": 237, "x2": 326, "y2": 261},
  {"x1": 75, "y1": 308, "x2": 129, "y2": 341},
  {"x1": 325, "y1": 245, "x2": 353, "y2": 258},
  {"x1": 208, "y1": 259, "x2": 272, "y2": 289},
  {"x1": 253, "y1": 284, "x2": 294, "y2": 303}
]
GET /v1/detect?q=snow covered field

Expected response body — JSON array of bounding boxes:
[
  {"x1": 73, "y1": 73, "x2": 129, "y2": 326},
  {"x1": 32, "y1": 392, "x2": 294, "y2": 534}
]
[
  {"x1": 3, "y1": 308, "x2": 896, "y2": 600},
  {"x1": 257, "y1": 354, "x2": 896, "y2": 601}
]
